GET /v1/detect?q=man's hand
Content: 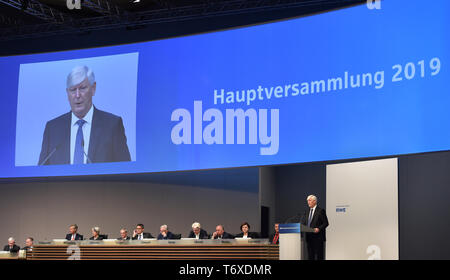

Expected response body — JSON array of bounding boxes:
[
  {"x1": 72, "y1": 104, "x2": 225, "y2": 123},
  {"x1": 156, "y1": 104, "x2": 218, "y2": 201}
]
[
  {"x1": 314, "y1": 228, "x2": 320, "y2": 233},
  {"x1": 132, "y1": 230, "x2": 137, "y2": 237},
  {"x1": 211, "y1": 232, "x2": 218, "y2": 239}
]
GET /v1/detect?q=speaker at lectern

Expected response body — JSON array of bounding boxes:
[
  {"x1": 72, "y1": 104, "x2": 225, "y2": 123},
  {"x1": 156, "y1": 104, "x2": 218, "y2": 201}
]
[{"x1": 279, "y1": 223, "x2": 314, "y2": 260}]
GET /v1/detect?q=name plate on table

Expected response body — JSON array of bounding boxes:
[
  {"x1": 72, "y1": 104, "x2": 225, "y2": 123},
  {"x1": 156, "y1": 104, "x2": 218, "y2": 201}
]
[
  {"x1": 52, "y1": 239, "x2": 67, "y2": 245},
  {"x1": 100, "y1": 239, "x2": 119, "y2": 245},
  {"x1": 141, "y1": 239, "x2": 155, "y2": 244},
  {"x1": 248, "y1": 239, "x2": 263, "y2": 244},
  {"x1": 87, "y1": 240, "x2": 103, "y2": 245}
]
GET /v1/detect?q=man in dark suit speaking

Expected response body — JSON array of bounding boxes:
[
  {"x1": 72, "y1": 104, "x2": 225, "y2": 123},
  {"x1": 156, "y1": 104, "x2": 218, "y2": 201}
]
[
  {"x1": 38, "y1": 65, "x2": 131, "y2": 165},
  {"x1": 301, "y1": 194, "x2": 329, "y2": 260}
]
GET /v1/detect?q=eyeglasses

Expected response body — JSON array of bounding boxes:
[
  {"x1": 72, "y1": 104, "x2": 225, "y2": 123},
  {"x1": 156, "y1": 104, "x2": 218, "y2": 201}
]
[{"x1": 68, "y1": 85, "x2": 90, "y2": 95}]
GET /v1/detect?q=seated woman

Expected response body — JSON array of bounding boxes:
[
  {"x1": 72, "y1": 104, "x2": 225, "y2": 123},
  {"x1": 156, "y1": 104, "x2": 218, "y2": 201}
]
[
  {"x1": 89, "y1": 227, "x2": 103, "y2": 240},
  {"x1": 234, "y1": 222, "x2": 260, "y2": 239}
]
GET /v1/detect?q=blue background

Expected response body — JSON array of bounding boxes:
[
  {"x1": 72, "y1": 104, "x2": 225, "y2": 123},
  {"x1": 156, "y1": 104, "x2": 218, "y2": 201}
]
[{"x1": 0, "y1": 0, "x2": 449, "y2": 178}]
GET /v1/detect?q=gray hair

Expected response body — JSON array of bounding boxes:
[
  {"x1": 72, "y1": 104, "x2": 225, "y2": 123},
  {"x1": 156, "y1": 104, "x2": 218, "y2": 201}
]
[
  {"x1": 67, "y1": 66, "x2": 95, "y2": 88},
  {"x1": 192, "y1": 222, "x2": 201, "y2": 229},
  {"x1": 8, "y1": 237, "x2": 14, "y2": 242},
  {"x1": 307, "y1": 195, "x2": 318, "y2": 202},
  {"x1": 92, "y1": 226, "x2": 100, "y2": 234},
  {"x1": 160, "y1": 224, "x2": 168, "y2": 231},
  {"x1": 120, "y1": 228, "x2": 127, "y2": 233}
]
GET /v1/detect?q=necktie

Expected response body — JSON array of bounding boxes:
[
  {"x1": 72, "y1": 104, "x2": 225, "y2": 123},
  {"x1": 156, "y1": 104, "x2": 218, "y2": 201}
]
[
  {"x1": 74, "y1": 119, "x2": 86, "y2": 164},
  {"x1": 71, "y1": 234, "x2": 75, "y2": 241},
  {"x1": 273, "y1": 233, "x2": 279, "y2": 244},
  {"x1": 308, "y1": 208, "x2": 314, "y2": 227}
]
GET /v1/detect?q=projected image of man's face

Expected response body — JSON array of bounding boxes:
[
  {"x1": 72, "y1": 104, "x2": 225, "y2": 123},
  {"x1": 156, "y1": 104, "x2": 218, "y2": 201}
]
[{"x1": 67, "y1": 78, "x2": 96, "y2": 119}]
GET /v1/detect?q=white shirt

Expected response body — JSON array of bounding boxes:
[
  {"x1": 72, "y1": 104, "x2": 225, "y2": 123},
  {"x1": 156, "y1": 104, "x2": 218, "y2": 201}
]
[
  {"x1": 195, "y1": 233, "x2": 200, "y2": 239},
  {"x1": 242, "y1": 234, "x2": 248, "y2": 239},
  {"x1": 70, "y1": 105, "x2": 94, "y2": 164}
]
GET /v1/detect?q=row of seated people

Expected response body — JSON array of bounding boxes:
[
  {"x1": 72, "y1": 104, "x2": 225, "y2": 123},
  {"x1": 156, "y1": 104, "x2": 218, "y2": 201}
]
[
  {"x1": 66, "y1": 222, "x2": 263, "y2": 241},
  {"x1": 3, "y1": 223, "x2": 280, "y2": 253}
]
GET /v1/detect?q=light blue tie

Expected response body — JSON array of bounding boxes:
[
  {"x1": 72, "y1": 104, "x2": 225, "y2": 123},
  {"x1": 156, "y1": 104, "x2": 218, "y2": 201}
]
[{"x1": 74, "y1": 119, "x2": 86, "y2": 164}]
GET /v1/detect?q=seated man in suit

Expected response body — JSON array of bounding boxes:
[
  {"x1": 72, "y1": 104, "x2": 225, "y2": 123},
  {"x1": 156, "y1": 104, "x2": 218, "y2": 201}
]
[
  {"x1": 268, "y1": 223, "x2": 280, "y2": 245},
  {"x1": 66, "y1": 224, "x2": 84, "y2": 241},
  {"x1": 157, "y1": 224, "x2": 174, "y2": 240},
  {"x1": 188, "y1": 222, "x2": 209, "y2": 239},
  {"x1": 117, "y1": 228, "x2": 131, "y2": 241},
  {"x1": 3, "y1": 237, "x2": 20, "y2": 253},
  {"x1": 22, "y1": 237, "x2": 34, "y2": 252},
  {"x1": 89, "y1": 226, "x2": 103, "y2": 240},
  {"x1": 235, "y1": 222, "x2": 260, "y2": 239},
  {"x1": 38, "y1": 65, "x2": 131, "y2": 165},
  {"x1": 211, "y1": 225, "x2": 234, "y2": 240},
  {"x1": 300, "y1": 195, "x2": 329, "y2": 260},
  {"x1": 132, "y1": 223, "x2": 154, "y2": 240}
]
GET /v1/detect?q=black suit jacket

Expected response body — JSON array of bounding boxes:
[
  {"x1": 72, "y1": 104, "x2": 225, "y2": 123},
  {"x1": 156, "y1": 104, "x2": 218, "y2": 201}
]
[
  {"x1": 39, "y1": 106, "x2": 131, "y2": 165},
  {"x1": 3, "y1": 245, "x2": 20, "y2": 253},
  {"x1": 65, "y1": 233, "x2": 84, "y2": 241},
  {"x1": 117, "y1": 236, "x2": 131, "y2": 241},
  {"x1": 22, "y1": 246, "x2": 33, "y2": 251},
  {"x1": 188, "y1": 229, "x2": 209, "y2": 239},
  {"x1": 301, "y1": 206, "x2": 329, "y2": 242},
  {"x1": 157, "y1": 231, "x2": 174, "y2": 240},
  {"x1": 132, "y1": 232, "x2": 154, "y2": 240},
  {"x1": 212, "y1": 232, "x2": 234, "y2": 239},
  {"x1": 89, "y1": 236, "x2": 104, "y2": 240},
  {"x1": 235, "y1": 232, "x2": 260, "y2": 239}
]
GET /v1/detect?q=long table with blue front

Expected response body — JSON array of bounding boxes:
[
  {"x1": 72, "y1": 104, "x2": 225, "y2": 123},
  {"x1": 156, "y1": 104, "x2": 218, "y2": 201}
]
[{"x1": 25, "y1": 239, "x2": 279, "y2": 260}]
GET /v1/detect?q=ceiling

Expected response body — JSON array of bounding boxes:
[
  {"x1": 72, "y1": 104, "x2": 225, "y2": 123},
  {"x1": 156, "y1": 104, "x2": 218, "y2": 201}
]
[{"x1": 0, "y1": 0, "x2": 365, "y2": 41}]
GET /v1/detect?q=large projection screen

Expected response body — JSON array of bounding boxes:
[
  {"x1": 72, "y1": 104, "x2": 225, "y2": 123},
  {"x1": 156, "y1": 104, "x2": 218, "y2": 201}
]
[
  {"x1": 326, "y1": 158, "x2": 399, "y2": 260},
  {"x1": 0, "y1": 0, "x2": 449, "y2": 178}
]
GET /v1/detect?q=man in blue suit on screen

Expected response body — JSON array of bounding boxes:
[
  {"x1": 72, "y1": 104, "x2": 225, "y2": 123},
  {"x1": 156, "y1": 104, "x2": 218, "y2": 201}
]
[{"x1": 38, "y1": 65, "x2": 131, "y2": 165}]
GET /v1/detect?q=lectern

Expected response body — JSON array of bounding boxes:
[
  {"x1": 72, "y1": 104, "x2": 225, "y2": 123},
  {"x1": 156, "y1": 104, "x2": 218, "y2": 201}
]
[{"x1": 279, "y1": 223, "x2": 314, "y2": 260}]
